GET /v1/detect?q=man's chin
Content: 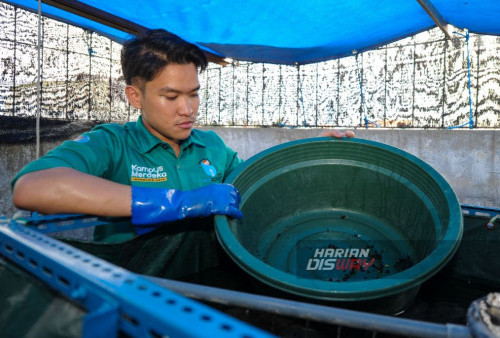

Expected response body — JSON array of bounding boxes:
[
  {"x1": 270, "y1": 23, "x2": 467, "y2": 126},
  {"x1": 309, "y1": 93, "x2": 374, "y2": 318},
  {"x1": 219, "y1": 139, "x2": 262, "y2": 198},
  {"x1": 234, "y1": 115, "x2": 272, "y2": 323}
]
[{"x1": 176, "y1": 129, "x2": 193, "y2": 141}]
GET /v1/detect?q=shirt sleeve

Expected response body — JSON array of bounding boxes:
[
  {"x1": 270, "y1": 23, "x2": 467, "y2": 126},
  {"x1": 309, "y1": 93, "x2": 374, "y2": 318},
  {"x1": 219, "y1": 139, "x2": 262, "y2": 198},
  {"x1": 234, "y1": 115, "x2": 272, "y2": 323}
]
[{"x1": 11, "y1": 126, "x2": 117, "y2": 189}]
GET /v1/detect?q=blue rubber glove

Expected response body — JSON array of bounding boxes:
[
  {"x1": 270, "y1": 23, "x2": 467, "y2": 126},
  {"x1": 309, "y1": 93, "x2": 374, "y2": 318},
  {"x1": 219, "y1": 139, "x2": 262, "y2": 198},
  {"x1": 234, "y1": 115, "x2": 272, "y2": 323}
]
[{"x1": 131, "y1": 183, "x2": 243, "y2": 234}]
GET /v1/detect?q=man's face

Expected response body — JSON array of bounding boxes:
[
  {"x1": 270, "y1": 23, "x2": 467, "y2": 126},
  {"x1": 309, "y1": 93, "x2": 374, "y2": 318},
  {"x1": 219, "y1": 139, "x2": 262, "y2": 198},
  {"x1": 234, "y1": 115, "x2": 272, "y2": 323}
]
[{"x1": 131, "y1": 63, "x2": 200, "y2": 147}]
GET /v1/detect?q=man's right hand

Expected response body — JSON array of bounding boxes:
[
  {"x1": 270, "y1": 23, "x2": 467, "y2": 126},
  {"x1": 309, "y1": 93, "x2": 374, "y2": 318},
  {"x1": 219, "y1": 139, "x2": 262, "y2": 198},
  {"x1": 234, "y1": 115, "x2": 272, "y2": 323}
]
[{"x1": 131, "y1": 183, "x2": 243, "y2": 233}]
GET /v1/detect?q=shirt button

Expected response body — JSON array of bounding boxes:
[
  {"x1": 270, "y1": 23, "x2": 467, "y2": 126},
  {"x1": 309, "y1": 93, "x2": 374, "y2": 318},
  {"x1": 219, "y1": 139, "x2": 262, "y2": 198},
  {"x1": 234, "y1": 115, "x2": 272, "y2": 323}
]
[
  {"x1": 162, "y1": 145, "x2": 168, "y2": 149},
  {"x1": 177, "y1": 165, "x2": 181, "y2": 170}
]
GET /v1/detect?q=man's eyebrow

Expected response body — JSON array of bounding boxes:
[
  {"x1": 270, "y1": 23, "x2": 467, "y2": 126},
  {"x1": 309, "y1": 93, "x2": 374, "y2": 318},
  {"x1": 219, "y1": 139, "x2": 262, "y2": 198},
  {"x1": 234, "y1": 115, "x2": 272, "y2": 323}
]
[{"x1": 159, "y1": 85, "x2": 200, "y2": 93}]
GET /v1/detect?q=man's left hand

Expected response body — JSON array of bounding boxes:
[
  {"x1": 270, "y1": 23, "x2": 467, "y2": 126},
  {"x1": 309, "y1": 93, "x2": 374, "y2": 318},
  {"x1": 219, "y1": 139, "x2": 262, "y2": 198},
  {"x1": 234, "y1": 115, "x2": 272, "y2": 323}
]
[{"x1": 319, "y1": 129, "x2": 355, "y2": 138}]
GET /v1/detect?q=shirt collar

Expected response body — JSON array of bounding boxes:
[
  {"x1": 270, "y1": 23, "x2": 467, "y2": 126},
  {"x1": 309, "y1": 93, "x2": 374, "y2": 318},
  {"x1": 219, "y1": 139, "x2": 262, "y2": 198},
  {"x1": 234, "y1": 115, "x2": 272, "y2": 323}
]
[
  {"x1": 134, "y1": 116, "x2": 207, "y2": 154},
  {"x1": 188, "y1": 129, "x2": 209, "y2": 148}
]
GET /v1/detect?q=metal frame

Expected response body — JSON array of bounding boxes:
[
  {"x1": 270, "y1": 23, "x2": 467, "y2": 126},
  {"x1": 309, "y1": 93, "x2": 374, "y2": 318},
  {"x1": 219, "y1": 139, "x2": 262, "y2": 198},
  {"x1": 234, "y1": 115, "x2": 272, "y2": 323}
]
[
  {"x1": 0, "y1": 216, "x2": 273, "y2": 338},
  {"x1": 416, "y1": 0, "x2": 452, "y2": 39},
  {"x1": 14, "y1": 212, "x2": 127, "y2": 234},
  {"x1": 461, "y1": 204, "x2": 500, "y2": 218}
]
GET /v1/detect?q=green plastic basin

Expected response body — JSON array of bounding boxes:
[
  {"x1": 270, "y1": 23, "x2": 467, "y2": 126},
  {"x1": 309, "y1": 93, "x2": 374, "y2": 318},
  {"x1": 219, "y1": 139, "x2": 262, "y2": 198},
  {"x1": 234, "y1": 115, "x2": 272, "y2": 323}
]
[{"x1": 215, "y1": 137, "x2": 463, "y2": 307}]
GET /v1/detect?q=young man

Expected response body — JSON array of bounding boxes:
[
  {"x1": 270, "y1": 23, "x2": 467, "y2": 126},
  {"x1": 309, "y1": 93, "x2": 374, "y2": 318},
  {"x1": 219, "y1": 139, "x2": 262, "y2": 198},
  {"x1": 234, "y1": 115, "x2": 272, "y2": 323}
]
[{"x1": 12, "y1": 29, "x2": 354, "y2": 242}]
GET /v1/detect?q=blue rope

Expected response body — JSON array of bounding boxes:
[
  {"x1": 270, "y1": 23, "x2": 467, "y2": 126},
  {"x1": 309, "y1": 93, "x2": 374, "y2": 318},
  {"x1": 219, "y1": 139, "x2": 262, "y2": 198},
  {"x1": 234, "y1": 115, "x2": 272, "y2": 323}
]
[
  {"x1": 84, "y1": 30, "x2": 96, "y2": 56},
  {"x1": 448, "y1": 29, "x2": 474, "y2": 130},
  {"x1": 354, "y1": 52, "x2": 379, "y2": 129}
]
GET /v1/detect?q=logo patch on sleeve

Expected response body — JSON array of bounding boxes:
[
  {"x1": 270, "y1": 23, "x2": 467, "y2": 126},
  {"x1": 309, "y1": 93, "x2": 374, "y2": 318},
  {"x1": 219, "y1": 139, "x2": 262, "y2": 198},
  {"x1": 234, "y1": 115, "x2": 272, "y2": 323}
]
[{"x1": 73, "y1": 135, "x2": 90, "y2": 143}]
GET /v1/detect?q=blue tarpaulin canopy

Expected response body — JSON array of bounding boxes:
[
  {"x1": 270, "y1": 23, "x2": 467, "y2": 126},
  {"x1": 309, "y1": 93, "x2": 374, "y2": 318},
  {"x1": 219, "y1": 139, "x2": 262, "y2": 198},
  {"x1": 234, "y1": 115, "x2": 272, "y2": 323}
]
[{"x1": 4, "y1": 0, "x2": 500, "y2": 64}]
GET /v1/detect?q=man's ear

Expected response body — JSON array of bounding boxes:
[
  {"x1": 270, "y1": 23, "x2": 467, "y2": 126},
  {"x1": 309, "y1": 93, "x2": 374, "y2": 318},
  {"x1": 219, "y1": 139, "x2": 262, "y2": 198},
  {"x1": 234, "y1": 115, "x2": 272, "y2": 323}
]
[{"x1": 125, "y1": 85, "x2": 143, "y2": 109}]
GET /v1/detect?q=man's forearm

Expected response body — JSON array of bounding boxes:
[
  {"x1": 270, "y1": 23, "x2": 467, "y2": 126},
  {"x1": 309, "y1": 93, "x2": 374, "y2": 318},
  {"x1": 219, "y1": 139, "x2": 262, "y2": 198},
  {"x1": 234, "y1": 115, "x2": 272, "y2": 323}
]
[{"x1": 13, "y1": 167, "x2": 131, "y2": 217}]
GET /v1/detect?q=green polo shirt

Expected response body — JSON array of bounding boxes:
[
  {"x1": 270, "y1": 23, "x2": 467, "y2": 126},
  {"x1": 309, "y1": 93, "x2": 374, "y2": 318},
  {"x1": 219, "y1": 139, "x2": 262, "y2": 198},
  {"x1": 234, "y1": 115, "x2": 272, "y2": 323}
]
[{"x1": 12, "y1": 116, "x2": 243, "y2": 242}]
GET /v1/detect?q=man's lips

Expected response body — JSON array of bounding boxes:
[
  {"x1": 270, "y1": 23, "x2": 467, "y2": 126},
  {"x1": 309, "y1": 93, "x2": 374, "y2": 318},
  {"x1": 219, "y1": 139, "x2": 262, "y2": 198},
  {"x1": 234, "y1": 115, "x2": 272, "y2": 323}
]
[{"x1": 177, "y1": 120, "x2": 194, "y2": 128}]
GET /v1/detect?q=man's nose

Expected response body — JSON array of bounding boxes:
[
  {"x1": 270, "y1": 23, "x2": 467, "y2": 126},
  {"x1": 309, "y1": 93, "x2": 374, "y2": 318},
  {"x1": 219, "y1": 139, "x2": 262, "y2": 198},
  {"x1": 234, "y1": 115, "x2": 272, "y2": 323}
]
[{"x1": 179, "y1": 97, "x2": 193, "y2": 116}]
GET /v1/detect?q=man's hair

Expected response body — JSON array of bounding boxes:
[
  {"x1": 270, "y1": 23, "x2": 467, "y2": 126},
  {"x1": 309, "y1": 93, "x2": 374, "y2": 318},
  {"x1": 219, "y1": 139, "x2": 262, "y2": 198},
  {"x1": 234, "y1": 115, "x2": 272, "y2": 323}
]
[{"x1": 121, "y1": 29, "x2": 208, "y2": 87}]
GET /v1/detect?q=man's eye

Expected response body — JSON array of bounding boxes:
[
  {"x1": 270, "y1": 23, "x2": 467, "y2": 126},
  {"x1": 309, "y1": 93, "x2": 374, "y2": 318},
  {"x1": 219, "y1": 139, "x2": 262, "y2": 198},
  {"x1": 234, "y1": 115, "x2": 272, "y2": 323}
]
[
  {"x1": 191, "y1": 92, "x2": 199, "y2": 97},
  {"x1": 165, "y1": 96, "x2": 177, "y2": 100}
]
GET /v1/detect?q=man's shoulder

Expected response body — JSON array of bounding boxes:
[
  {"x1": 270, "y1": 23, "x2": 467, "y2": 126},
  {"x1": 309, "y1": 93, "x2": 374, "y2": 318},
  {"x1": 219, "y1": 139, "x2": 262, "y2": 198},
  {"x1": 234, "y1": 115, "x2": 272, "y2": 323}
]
[
  {"x1": 86, "y1": 121, "x2": 138, "y2": 140},
  {"x1": 92, "y1": 121, "x2": 132, "y2": 133},
  {"x1": 67, "y1": 122, "x2": 139, "y2": 151}
]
